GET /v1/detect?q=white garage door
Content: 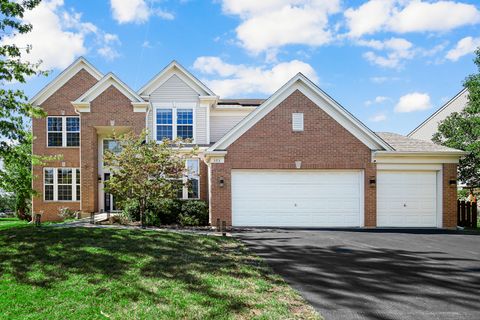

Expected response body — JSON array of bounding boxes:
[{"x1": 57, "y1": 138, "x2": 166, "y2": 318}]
[
  {"x1": 377, "y1": 171, "x2": 438, "y2": 227},
  {"x1": 231, "y1": 170, "x2": 363, "y2": 227}
]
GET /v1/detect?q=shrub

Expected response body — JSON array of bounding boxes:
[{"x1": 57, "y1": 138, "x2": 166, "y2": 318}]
[
  {"x1": 58, "y1": 207, "x2": 78, "y2": 220},
  {"x1": 121, "y1": 199, "x2": 141, "y2": 222},
  {"x1": 120, "y1": 198, "x2": 208, "y2": 227},
  {"x1": 179, "y1": 200, "x2": 208, "y2": 226}
]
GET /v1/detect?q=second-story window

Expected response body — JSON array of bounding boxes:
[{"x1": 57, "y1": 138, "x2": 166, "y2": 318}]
[
  {"x1": 47, "y1": 116, "x2": 80, "y2": 147},
  {"x1": 156, "y1": 109, "x2": 173, "y2": 140},
  {"x1": 155, "y1": 108, "x2": 193, "y2": 141},
  {"x1": 177, "y1": 109, "x2": 193, "y2": 140}
]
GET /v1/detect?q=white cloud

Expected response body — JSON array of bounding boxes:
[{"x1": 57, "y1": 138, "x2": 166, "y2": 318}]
[
  {"x1": 1, "y1": 0, "x2": 120, "y2": 70},
  {"x1": 360, "y1": 37, "x2": 415, "y2": 68},
  {"x1": 446, "y1": 36, "x2": 480, "y2": 61},
  {"x1": 220, "y1": 0, "x2": 340, "y2": 56},
  {"x1": 369, "y1": 113, "x2": 387, "y2": 122},
  {"x1": 110, "y1": 0, "x2": 150, "y2": 24},
  {"x1": 394, "y1": 92, "x2": 432, "y2": 113},
  {"x1": 109, "y1": 0, "x2": 174, "y2": 24},
  {"x1": 370, "y1": 76, "x2": 400, "y2": 84},
  {"x1": 345, "y1": 0, "x2": 480, "y2": 37},
  {"x1": 193, "y1": 56, "x2": 319, "y2": 97},
  {"x1": 365, "y1": 96, "x2": 389, "y2": 106}
]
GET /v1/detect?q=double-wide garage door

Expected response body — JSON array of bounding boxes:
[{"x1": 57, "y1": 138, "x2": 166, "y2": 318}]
[{"x1": 232, "y1": 170, "x2": 363, "y2": 227}]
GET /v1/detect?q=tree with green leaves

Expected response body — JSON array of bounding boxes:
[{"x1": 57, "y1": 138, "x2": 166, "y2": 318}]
[
  {"x1": 433, "y1": 48, "x2": 480, "y2": 189},
  {"x1": 103, "y1": 131, "x2": 195, "y2": 227},
  {"x1": 0, "y1": 0, "x2": 46, "y2": 157},
  {"x1": 0, "y1": 132, "x2": 39, "y2": 220}
]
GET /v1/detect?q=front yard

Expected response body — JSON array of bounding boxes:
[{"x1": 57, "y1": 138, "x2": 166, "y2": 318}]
[
  {"x1": 0, "y1": 217, "x2": 29, "y2": 231},
  {"x1": 0, "y1": 225, "x2": 320, "y2": 320}
]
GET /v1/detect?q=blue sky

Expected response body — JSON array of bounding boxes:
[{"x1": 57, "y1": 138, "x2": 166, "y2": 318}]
[{"x1": 7, "y1": 0, "x2": 480, "y2": 135}]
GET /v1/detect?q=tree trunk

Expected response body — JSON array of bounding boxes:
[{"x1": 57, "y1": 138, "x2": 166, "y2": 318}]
[{"x1": 17, "y1": 207, "x2": 28, "y2": 221}]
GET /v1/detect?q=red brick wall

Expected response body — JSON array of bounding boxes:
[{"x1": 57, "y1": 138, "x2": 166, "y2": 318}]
[
  {"x1": 80, "y1": 86, "x2": 145, "y2": 213},
  {"x1": 32, "y1": 69, "x2": 98, "y2": 221},
  {"x1": 210, "y1": 90, "x2": 377, "y2": 226},
  {"x1": 443, "y1": 163, "x2": 458, "y2": 228}
]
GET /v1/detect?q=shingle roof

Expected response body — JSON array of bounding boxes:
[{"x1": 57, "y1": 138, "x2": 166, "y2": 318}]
[
  {"x1": 217, "y1": 99, "x2": 265, "y2": 107},
  {"x1": 375, "y1": 132, "x2": 462, "y2": 152}
]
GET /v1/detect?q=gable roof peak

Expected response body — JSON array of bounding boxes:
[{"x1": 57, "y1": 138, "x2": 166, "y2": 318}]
[
  {"x1": 30, "y1": 56, "x2": 103, "y2": 105},
  {"x1": 138, "y1": 60, "x2": 215, "y2": 97},
  {"x1": 73, "y1": 71, "x2": 144, "y2": 104}
]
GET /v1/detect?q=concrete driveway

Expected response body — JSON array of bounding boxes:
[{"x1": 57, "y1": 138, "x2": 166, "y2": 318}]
[{"x1": 235, "y1": 229, "x2": 480, "y2": 320}]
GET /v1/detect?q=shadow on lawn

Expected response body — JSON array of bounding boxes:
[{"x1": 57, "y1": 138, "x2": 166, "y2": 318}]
[
  {"x1": 0, "y1": 227, "x2": 281, "y2": 318},
  {"x1": 238, "y1": 231, "x2": 480, "y2": 320}
]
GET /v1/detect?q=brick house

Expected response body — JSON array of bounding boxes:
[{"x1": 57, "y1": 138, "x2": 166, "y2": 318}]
[{"x1": 31, "y1": 57, "x2": 464, "y2": 228}]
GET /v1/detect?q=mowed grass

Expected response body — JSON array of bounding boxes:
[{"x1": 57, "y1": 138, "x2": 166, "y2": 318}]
[
  {"x1": 0, "y1": 226, "x2": 320, "y2": 320},
  {"x1": 0, "y1": 217, "x2": 29, "y2": 231}
]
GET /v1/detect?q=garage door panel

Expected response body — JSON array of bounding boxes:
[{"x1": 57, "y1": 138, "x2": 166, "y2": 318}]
[
  {"x1": 232, "y1": 170, "x2": 362, "y2": 227},
  {"x1": 377, "y1": 171, "x2": 438, "y2": 227}
]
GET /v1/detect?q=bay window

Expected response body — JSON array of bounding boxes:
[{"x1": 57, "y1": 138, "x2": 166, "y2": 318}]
[
  {"x1": 47, "y1": 116, "x2": 80, "y2": 147},
  {"x1": 44, "y1": 168, "x2": 80, "y2": 201}
]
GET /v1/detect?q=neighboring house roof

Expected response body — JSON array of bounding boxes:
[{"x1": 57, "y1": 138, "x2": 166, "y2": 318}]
[
  {"x1": 217, "y1": 99, "x2": 265, "y2": 107},
  {"x1": 407, "y1": 87, "x2": 468, "y2": 140},
  {"x1": 376, "y1": 132, "x2": 462, "y2": 153},
  {"x1": 138, "y1": 60, "x2": 216, "y2": 97},
  {"x1": 29, "y1": 57, "x2": 103, "y2": 105},
  {"x1": 208, "y1": 73, "x2": 394, "y2": 152}
]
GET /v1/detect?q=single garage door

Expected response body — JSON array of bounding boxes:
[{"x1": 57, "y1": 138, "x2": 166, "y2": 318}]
[
  {"x1": 231, "y1": 170, "x2": 363, "y2": 227},
  {"x1": 377, "y1": 171, "x2": 438, "y2": 227}
]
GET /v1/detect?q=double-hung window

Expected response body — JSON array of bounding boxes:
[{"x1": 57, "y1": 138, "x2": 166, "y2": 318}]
[
  {"x1": 156, "y1": 109, "x2": 173, "y2": 140},
  {"x1": 44, "y1": 168, "x2": 80, "y2": 201},
  {"x1": 47, "y1": 116, "x2": 80, "y2": 147},
  {"x1": 156, "y1": 107, "x2": 193, "y2": 141}
]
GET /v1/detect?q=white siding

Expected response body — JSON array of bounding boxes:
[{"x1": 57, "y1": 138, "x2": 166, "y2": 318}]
[
  {"x1": 146, "y1": 107, "x2": 154, "y2": 141},
  {"x1": 409, "y1": 89, "x2": 468, "y2": 141},
  {"x1": 210, "y1": 115, "x2": 249, "y2": 142},
  {"x1": 196, "y1": 106, "x2": 208, "y2": 144},
  {"x1": 148, "y1": 74, "x2": 209, "y2": 144},
  {"x1": 150, "y1": 74, "x2": 199, "y2": 102}
]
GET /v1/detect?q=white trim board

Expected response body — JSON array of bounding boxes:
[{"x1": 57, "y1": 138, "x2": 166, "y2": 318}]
[
  {"x1": 138, "y1": 61, "x2": 215, "y2": 97},
  {"x1": 30, "y1": 57, "x2": 103, "y2": 105},
  {"x1": 208, "y1": 73, "x2": 393, "y2": 152}
]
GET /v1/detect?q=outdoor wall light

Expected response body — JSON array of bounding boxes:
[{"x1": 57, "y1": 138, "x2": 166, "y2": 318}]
[
  {"x1": 98, "y1": 175, "x2": 102, "y2": 182},
  {"x1": 449, "y1": 179, "x2": 457, "y2": 186},
  {"x1": 110, "y1": 120, "x2": 115, "y2": 126},
  {"x1": 295, "y1": 160, "x2": 302, "y2": 169},
  {"x1": 219, "y1": 177, "x2": 225, "y2": 188},
  {"x1": 369, "y1": 177, "x2": 376, "y2": 187}
]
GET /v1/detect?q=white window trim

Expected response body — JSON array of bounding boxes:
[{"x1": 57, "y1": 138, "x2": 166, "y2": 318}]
[
  {"x1": 154, "y1": 103, "x2": 196, "y2": 143},
  {"x1": 43, "y1": 167, "x2": 80, "y2": 202},
  {"x1": 46, "y1": 116, "x2": 80, "y2": 148},
  {"x1": 182, "y1": 159, "x2": 200, "y2": 200}
]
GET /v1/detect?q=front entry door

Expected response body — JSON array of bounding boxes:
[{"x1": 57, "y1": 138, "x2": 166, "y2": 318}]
[{"x1": 104, "y1": 173, "x2": 116, "y2": 212}]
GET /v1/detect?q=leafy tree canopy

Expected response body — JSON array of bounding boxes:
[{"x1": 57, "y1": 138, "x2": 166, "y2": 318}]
[
  {"x1": 433, "y1": 48, "x2": 480, "y2": 188},
  {"x1": 0, "y1": 0, "x2": 46, "y2": 158},
  {"x1": 103, "y1": 131, "x2": 196, "y2": 227}
]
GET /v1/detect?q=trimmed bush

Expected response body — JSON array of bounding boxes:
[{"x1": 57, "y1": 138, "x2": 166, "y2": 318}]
[{"x1": 122, "y1": 198, "x2": 209, "y2": 227}]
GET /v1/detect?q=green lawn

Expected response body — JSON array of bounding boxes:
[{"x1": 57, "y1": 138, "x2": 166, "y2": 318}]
[
  {"x1": 0, "y1": 226, "x2": 320, "y2": 320},
  {"x1": 0, "y1": 217, "x2": 29, "y2": 231}
]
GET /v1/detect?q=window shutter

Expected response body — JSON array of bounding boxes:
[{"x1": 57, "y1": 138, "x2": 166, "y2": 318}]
[{"x1": 292, "y1": 113, "x2": 304, "y2": 131}]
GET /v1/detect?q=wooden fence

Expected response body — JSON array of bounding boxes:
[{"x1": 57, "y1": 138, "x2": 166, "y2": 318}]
[{"x1": 457, "y1": 200, "x2": 478, "y2": 228}]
